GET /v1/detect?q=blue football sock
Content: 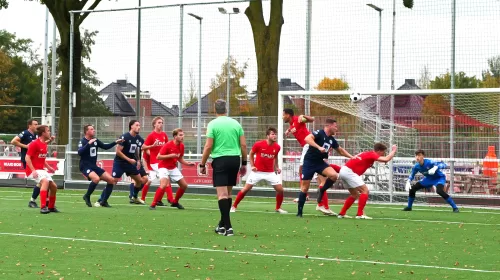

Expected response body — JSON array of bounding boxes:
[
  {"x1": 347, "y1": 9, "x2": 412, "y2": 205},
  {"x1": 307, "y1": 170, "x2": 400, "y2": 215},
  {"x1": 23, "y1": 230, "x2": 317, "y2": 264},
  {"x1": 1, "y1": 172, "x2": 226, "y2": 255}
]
[
  {"x1": 407, "y1": 197, "x2": 415, "y2": 208},
  {"x1": 104, "y1": 184, "x2": 114, "y2": 202},
  {"x1": 297, "y1": 192, "x2": 307, "y2": 215},
  {"x1": 129, "y1": 183, "x2": 135, "y2": 198},
  {"x1": 86, "y1": 182, "x2": 98, "y2": 197},
  {"x1": 133, "y1": 184, "x2": 143, "y2": 198},
  {"x1": 31, "y1": 186, "x2": 40, "y2": 200},
  {"x1": 446, "y1": 197, "x2": 458, "y2": 209}
]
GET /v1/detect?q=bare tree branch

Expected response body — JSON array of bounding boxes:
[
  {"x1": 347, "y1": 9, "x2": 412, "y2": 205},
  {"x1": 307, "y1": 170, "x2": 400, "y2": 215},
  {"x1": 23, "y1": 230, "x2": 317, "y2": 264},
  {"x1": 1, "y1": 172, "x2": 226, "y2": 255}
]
[{"x1": 78, "y1": 0, "x2": 102, "y2": 25}]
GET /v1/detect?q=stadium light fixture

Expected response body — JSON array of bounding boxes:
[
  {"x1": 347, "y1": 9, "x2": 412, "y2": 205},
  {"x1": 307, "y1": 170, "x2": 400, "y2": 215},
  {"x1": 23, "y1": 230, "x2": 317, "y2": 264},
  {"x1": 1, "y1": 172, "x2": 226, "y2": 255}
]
[{"x1": 218, "y1": 7, "x2": 240, "y2": 115}]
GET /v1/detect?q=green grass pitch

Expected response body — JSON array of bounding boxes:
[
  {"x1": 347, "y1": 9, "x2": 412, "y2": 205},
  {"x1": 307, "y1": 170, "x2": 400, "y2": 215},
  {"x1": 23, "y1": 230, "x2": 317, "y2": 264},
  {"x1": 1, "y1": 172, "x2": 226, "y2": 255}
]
[{"x1": 0, "y1": 187, "x2": 499, "y2": 279}]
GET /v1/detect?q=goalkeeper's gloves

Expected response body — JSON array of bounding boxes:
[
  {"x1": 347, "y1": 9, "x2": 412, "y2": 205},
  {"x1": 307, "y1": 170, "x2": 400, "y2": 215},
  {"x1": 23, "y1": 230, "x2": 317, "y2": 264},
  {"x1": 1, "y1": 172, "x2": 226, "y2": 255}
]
[
  {"x1": 428, "y1": 166, "x2": 438, "y2": 175},
  {"x1": 405, "y1": 179, "x2": 412, "y2": 192}
]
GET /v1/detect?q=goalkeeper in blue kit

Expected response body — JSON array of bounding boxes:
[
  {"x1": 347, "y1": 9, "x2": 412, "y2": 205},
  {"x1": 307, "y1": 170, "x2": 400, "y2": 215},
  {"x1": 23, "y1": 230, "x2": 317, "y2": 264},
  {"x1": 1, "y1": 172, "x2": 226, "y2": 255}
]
[{"x1": 404, "y1": 149, "x2": 459, "y2": 212}]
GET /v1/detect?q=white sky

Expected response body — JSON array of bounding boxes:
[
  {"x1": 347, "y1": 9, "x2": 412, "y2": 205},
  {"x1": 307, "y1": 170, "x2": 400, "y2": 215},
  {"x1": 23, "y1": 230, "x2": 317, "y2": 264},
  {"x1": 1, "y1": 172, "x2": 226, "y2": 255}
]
[{"x1": 1, "y1": 0, "x2": 499, "y2": 107}]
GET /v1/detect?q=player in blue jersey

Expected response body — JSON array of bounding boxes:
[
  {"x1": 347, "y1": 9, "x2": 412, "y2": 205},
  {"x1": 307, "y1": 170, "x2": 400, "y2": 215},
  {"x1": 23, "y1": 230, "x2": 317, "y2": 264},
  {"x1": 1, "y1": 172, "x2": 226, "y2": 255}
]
[
  {"x1": 97, "y1": 120, "x2": 145, "y2": 206},
  {"x1": 404, "y1": 149, "x2": 459, "y2": 212},
  {"x1": 11, "y1": 119, "x2": 54, "y2": 208},
  {"x1": 297, "y1": 118, "x2": 353, "y2": 217},
  {"x1": 78, "y1": 124, "x2": 124, "y2": 207}
]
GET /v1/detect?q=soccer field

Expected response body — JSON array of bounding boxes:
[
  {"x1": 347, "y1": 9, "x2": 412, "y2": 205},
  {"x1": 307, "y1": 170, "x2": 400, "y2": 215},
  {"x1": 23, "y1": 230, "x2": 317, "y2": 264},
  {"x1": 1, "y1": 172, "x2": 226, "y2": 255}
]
[{"x1": 0, "y1": 188, "x2": 499, "y2": 279}]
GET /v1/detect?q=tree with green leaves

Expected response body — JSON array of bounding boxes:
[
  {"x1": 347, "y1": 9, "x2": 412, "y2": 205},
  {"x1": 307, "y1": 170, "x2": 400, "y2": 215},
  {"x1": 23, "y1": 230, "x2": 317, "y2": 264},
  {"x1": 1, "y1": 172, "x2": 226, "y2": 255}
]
[
  {"x1": 244, "y1": 0, "x2": 414, "y2": 117},
  {"x1": 209, "y1": 56, "x2": 249, "y2": 115},
  {"x1": 0, "y1": 30, "x2": 42, "y2": 133},
  {"x1": 0, "y1": 50, "x2": 17, "y2": 130}
]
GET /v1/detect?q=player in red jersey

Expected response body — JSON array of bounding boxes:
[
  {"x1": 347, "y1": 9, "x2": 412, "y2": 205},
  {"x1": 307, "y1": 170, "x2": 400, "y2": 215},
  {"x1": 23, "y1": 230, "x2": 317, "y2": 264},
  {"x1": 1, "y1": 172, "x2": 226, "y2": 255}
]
[
  {"x1": 231, "y1": 127, "x2": 287, "y2": 214},
  {"x1": 282, "y1": 109, "x2": 313, "y2": 198},
  {"x1": 150, "y1": 128, "x2": 195, "y2": 210},
  {"x1": 25, "y1": 125, "x2": 59, "y2": 214},
  {"x1": 142, "y1": 116, "x2": 171, "y2": 204},
  {"x1": 331, "y1": 143, "x2": 397, "y2": 219},
  {"x1": 314, "y1": 163, "x2": 341, "y2": 215}
]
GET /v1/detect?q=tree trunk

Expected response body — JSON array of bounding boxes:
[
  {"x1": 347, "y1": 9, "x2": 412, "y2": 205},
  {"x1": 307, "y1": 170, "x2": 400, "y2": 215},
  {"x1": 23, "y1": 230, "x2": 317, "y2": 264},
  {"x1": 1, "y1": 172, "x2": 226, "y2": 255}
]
[
  {"x1": 55, "y1": 24, "x2": 82, "y2": 145},
  {"x1": 246, "y1": 0, "x2": 283, "y2": 117}
]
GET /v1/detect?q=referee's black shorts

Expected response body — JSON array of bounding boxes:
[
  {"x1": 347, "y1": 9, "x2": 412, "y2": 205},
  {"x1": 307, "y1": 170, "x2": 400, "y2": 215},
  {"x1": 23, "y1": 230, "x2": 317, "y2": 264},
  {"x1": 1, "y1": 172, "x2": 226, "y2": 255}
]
[{"x1": 211, "y1": 156, "x2": 240, "y2": 187}]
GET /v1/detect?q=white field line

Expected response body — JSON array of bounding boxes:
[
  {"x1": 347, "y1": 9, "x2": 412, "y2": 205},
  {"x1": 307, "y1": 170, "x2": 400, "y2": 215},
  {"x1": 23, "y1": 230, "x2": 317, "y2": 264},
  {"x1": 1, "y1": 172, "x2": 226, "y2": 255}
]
[
  {"x1": 0, "y1": 232, "x2": 498, "y2": 274},
  {"x1": 2, "y1": 198, "x2": 499, "y2": 227},
  {"x1": 2, "y1": 189, "x2": 500, "y2": 214}
]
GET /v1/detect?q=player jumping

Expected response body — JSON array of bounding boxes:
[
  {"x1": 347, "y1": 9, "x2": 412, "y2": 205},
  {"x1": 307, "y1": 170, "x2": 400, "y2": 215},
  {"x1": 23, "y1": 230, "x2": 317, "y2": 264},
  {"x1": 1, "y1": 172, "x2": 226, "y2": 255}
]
[
  {"x1": 298, "y1": 118, "x2": 353, "y2": 217},
  {"x1": 231, "y1": 127, "x2": 287, "y2": 214},
  {"x1": 283, "y1": 109, "x2": 330, "y2": 213},
  {"x1": 326, "y1": 143, "x2": 397, "y2": 219},
  {"x1": 25, "y1": 125, "x2": 59, "y2": 214},
  {"x1": 150, "y1": 128, "x2": 194, "y2": 210},
  {"x1": 403, "y1": 149, "x2": 459, "y2": 212},
  {"x1": 78, "y1": 124, "x2": 124, "y2": 207}
]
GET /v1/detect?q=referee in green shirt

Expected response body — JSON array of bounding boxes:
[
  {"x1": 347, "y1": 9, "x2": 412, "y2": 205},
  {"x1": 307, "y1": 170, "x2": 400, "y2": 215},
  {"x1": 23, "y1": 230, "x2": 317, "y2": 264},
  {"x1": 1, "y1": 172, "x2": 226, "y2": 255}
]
[{"x1": 200, "y1": 99, "x2": 248, "y2": 237}]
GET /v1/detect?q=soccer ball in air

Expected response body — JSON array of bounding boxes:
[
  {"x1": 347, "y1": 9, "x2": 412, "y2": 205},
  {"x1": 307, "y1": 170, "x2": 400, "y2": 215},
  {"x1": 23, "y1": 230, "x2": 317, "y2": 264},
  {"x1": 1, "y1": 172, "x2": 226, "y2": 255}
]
[{"x1": 349, "y1": 92, "x2": 362, "y2": 102}]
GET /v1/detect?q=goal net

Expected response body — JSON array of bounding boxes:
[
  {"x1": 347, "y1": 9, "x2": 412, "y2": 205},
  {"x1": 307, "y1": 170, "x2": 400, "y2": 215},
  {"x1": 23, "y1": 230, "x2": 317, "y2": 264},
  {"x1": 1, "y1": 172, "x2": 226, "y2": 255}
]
[{"x1": 278, "y1": 88, "x2": 500, "y2": 205}]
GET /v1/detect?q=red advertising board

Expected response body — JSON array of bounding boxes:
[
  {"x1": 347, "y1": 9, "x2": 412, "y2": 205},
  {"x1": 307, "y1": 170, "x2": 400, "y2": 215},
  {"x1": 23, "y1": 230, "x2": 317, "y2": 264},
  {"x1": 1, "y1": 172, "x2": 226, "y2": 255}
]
[{"x1": 0, "y1": 158, "x2": 63, "y2": 178}]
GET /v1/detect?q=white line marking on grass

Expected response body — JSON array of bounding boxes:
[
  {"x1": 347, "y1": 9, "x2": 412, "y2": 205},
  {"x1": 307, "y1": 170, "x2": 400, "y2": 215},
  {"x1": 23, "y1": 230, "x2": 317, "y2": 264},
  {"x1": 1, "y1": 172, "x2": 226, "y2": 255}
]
[
  {"x1": 3, "y1": 198, "x2": 500, "y2": 227},
  {"x1": 0, "y1": 232, "x2": 498, "y2": 274},
  {"x1": 2, "y1": 190, "x2": 500, "y2": 213}
]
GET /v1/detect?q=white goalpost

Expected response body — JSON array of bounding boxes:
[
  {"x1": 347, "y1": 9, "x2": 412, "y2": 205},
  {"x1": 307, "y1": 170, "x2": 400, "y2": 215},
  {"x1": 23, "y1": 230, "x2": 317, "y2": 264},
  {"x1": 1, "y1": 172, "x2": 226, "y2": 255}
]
[{"x1": 278, "y1": 88, "x2": 500, "y2": 204}]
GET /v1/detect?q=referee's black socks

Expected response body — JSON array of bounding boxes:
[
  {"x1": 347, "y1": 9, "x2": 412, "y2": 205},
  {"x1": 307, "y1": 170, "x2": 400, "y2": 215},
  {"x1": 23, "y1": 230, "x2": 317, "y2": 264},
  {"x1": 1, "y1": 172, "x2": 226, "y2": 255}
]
[{"x1": 218, "y1": 198, "x2": 232, "y2": 229}]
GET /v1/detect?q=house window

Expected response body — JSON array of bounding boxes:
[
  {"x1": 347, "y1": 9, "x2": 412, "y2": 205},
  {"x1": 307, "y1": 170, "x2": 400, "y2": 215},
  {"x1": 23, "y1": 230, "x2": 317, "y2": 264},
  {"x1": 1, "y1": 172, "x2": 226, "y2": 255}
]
[{"x1": 192, "y1": 118, "x2": 207, "y2": 129}]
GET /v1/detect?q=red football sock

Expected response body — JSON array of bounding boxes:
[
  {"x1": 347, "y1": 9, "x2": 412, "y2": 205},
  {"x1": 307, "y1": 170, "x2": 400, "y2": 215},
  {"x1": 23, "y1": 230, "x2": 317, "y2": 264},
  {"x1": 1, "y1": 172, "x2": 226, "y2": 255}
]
[
  {"x1": 151, "y1": 188, "x2": 164, "y2": 207},
  {"x1": 164, "y1": 185, "x2": 174, "y2": 203},
  {"x1": 174, "y1": 188, "x2": 185, "y2": 203},
  {"x1": 233, "y1": 191, "x2": 246, "y2": 208},
  {"x1": 357, "y1": 193, "x2": 369, "y2": 216},
  {"x1": 275, "y1": 192, "x2": 284, "y2": 210},
  {"x1": 40, "y1": 190, "x2": 48, "y2": 208},
  {"x1": 339, "y1": 196, "x2": 356, "y2": 216},
  {"x1": 141, "y1": 184, "x2": 150, "y2": 201},
  {"x1": 322, "y1": 190, "x2": 330, "y2": 209},
  {"x1": 48, "y1": 196, "x2": 56, "y2": 209}
]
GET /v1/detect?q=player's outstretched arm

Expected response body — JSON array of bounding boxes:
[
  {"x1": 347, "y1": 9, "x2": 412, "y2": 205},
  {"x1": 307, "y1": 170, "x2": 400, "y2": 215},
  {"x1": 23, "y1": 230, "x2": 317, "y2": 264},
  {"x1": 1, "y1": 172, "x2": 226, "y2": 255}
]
[
  {"x1": 377, "y1": 145, "x2": 398, "y2": 163},
  {"x1": 335, "y1": 147, "x2": 354, "y2": 159},
  {"x1": 97, "y1": 139, "x2": 119, "y2": 150},
  {"x1": 408, "y1": 164, "x2": 418, "y2": 181}
]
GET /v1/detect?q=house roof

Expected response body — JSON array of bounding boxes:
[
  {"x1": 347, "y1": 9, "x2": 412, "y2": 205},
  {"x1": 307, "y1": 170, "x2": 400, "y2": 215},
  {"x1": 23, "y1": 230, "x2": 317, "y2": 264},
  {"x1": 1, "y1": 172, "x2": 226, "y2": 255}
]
[
  {"x1": 152, "y1": 99, "x2": 178, "y2": 116},
  {"x1": 279, "y1": 78, "x2": 305, "y2": 91},
  {"x1": 104, "y1": 92, "x2": 136, "y2": 116},
  {"x1": 183, "y1": 78, "x2": 302, "y2": 115},
  {"x1": 100, "y1": 79, "x2": 137, "y2": 95}
]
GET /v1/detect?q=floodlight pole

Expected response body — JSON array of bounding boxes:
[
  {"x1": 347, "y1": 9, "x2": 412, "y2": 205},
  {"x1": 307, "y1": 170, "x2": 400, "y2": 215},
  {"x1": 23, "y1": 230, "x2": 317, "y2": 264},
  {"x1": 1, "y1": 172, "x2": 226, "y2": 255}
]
[
  {"x1": 219, "y1": 7, "x2": 240, "y2": 116},
  {"x1": 188, "y1": 13, "x2": 203, "y2": 155}
]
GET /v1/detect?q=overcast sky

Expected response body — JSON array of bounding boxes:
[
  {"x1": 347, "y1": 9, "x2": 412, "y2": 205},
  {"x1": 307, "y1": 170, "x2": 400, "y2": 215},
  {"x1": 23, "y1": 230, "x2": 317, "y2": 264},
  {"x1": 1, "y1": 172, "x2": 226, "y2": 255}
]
[{"x1": 1, "y1": 0, "x2": 499, "y2": 107}]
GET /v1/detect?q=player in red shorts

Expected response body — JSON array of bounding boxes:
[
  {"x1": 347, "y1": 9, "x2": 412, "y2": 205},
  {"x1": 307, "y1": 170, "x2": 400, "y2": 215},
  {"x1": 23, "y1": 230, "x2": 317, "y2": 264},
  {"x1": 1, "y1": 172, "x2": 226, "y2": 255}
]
[
  {"x1": 231, "y1": 127, "x2": 287, "y2": 214},
  {"x1": 150, "y1": 128, "x2": 195, "y2": 210},
  {"x1": 320, "y1": 143, "x2": 397, "y2": 219},
  {"x1": 314, "y1": 163, "x2": 341, "y2": 215},
  {"x1": 142, "y1": 116, "x2": 171, "y2": 204},
  {"x1": 25, "y1": 125, "x2": 59, "y2": 214}
]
